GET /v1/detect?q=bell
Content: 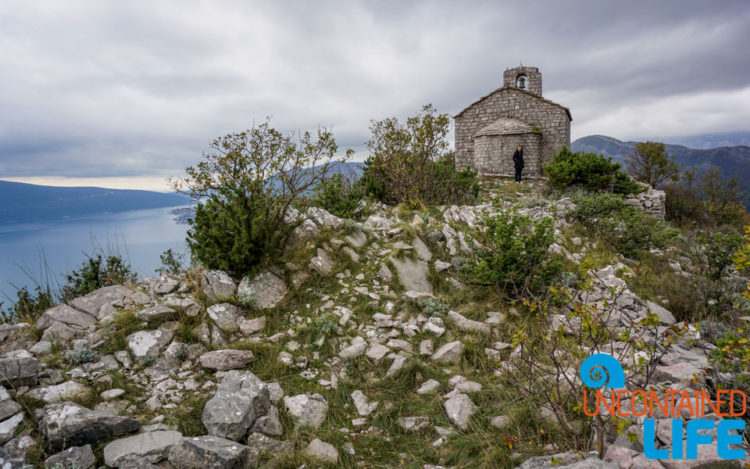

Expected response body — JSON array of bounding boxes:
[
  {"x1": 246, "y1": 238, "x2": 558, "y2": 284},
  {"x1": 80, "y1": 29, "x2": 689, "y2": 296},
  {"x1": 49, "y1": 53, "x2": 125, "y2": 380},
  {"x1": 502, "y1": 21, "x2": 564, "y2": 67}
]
[{"x1": 518, "y1": 77, "x2": 526, "y2": 89}]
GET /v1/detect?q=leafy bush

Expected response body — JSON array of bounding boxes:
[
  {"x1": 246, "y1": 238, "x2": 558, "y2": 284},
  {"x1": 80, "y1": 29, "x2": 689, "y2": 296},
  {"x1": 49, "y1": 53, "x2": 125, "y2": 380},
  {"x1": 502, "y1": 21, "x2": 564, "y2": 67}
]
[
  {"x1": 735, "y1": 226, "x2": 750, "y2": 300},
  {"x1": 65, "y1": 347, "x2": 97, "y2": 365},
  {"x1": 156, "y1": 248, "x2": 184, "y2": 275},
  {"x1": 311, "y1": 173, "x2": 363, "y2": 219},
  {"x1": 362, "y1": 105, "x2": 479, "y2": 207},
  {"x1": 566, "y1": 193, "x2": 626, "y2": 222},
  {"x1": 543, "y1": 147, "x2": 643, "y2": 195},
  {"x1": 61, "y1": 255, "x2": 135, "y2": 301},
  {"x1": 693, "y1": 230, "x2": 744, "y2": 280},
  {"x1": 172, "y1": 120, "x2": 350, "y2": 276},
  {"x1": 597, "y1": 207, "x2": 679, "y2": 259},
  {"x1": 420, "y1": 298, "x2": 450, "y2": 317},
  {"x1": 0, "y1": 285, "x2": 54, "y2": 324},
  {"x1": 471, "y1": 211, "x2": 562, "y2": 297},
  {"x1": 314, "y1": 315, "x2": 339, "y2": 337}
]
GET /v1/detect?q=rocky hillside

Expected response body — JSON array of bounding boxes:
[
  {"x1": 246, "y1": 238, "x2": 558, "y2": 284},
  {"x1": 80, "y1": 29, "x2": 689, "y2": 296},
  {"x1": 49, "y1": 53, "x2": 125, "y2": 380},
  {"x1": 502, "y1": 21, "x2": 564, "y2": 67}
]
[{"x1": 0, "y1": 179, "x2": 747, "y2": 468}]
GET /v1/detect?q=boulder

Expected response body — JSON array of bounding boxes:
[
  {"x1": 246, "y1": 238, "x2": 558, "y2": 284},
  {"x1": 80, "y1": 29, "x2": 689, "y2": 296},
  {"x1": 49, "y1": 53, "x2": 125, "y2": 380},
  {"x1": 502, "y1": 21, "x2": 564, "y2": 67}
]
[
  {"x1": 135, "y1": 305, "x2": 177, "y2": 322},
  {"x1": 45, "y1": 444, "x2": 97, "y2": 469},
  {"x1": 238, "y1": 270, "x2": 288, "y2": 309},
  {"x1": 251, "y1": 405, "x2": 283, "y2": 436},
  {"x1": 103, "y1": 430, "x2": 183, "y2": 467},
  {"x1": 169, "y1": 435, "x2": 259, "y2": 469},
  {"x1": 447, "y1": 311, "x2": 490, "y2": 334},
  {"x1": 645, "y1": 300, "x2": 676, "y2": 325},
  {"x1": 309, "y1": 248, "x2": 335, "y2": 275},
  {"x1": 444, "y1": 393, "x2": 476, "y2": 430},
  {"x1": 239, "y1": 317, "x2": 266, "y2": 335},
  {"x1": 25, "y1": 380, "x2": 89, "y2": 403},
  {"x1": 0, "y1": 350, "x2": 40, "y2": 386},
  {"x1": 0, "y1": 398, "x2": 21, "y2": 422},
  {"x1": 0, "y1": 412, "x2": 24, "y2": 445},
  {"x1": 206, "y1": 303, "x2": 240, "y2": 333},
  {"x1": 431, "y1": 341, "x2": 464, "y2": 364},
  {"x1": 201, "y1": 270, "x2": 237, "y2": 301},
  {"x1": 304, "y1": 438, "x2": 339, "y2": 465},
  {"x1": 202, "y1": 370, "x2": 271, "y2": 441},
  {"x1": 69, "y1": 285, "x2": 133, "y2": 318},
  {"x1": 126, "y1": 329, "x2": 173, "y2": 361},
  {"x1": 389, "y1": 256, "x2": 432, "y2": 295},
  {"x1": 199, "y1": 350, "x2": 255, "y2": 371},
  {"x1": 36, "y1": 401, "x2": 141, "y2": 451},
  {"x1": 283, "y1": 393, "x2": 328, "y2": 429},
  {"x1": 36, "y1": 304, "x2": 97, "y2": 332},
  {"x1": 246, "y1": 432, "x2": 293, "y2": 455}
]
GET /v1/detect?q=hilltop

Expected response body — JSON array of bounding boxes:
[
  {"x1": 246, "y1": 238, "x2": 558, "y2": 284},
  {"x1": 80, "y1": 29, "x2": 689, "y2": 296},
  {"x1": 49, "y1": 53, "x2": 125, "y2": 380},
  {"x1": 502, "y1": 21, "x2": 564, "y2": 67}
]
[{"x1": 0, "y1": 176, "x2": 747, "y2": 468}]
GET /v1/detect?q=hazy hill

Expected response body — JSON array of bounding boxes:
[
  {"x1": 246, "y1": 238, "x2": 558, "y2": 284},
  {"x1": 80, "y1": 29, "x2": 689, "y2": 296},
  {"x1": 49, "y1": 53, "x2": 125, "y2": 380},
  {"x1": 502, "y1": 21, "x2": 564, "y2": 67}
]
[
  {"x1": 0, "y1": 180, "x2": 191, "y2": 224},
  {"x1": 571, "y1": 135, "x2": 750, "y2": 197},
  {"x1": 658, "y1": 130, "x2": 750, "y2": 149}
]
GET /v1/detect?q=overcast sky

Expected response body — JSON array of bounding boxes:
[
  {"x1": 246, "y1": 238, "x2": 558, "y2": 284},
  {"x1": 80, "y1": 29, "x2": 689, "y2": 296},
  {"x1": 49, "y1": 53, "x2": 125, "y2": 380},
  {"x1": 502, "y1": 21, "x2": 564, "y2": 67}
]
[{"x1": 1, "y1": 0, "x2": 748, "y2": 191}]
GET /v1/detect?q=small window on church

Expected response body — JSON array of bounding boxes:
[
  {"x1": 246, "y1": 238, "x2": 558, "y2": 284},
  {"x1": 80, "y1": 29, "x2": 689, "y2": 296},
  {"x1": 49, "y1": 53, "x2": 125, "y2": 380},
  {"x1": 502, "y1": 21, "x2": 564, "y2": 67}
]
[{"x1": 516, "y1": 75, "x2": 527, "y2": 89}]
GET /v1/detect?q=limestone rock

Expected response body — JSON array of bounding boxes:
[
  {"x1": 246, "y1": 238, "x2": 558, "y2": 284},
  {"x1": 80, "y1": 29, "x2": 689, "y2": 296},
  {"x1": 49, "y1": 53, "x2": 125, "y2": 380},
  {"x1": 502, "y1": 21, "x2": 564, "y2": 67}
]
[
  {"x1": 490, "y1": 415, "x2": 510, "y2": 429},
  {"x1": 0, "y1": 350, "x2": 40, "y2": 386},
  {"x1": 444, "y1": 393, "x2": 476, "y2": 430},
  {"x1": 304, "y1": 438, "x2": 339, "y2": 465},
  {"x1": 246, "y1": 432, "x2": 293, "y2": 455},
  {"x1": 207, "y1": 303, "x2": 240, "y2": 333},
  {"x1": 417, "y1": 379, "x2": 441, "y2": 395},
  {"x1": 309, "y1": 248, "x2": 335, "y2": 275},
  {"x1": 70, "y1": 285, "x2": 133, "y2": 318},
  {"x1": 389, "y1": 256, "x2": 432, "y2": 295},
  {"x1": 398, "y1": 416, "x2": 430, "y2": 432},
  {"x1": 45, "y1": 444, "x2": 97, "y2": 469},
  {"x1": 168, "y1": 435, "x2": 259, "y2": 469},
  {"x1": 26, "y1": 380, "x2": 89, "y2": 403},
  {"x1": 0, "y1": 412, "x2": 24, "y2": 445},
  {"x1": 646, "y1": 300, "x2": 676, "y2": 325},
  {"x1": 239, "y1": 317, "x2": 266, "y2": 335},
  {"x1": 36, "y1": 401, "x2": 141, "y2": 451},
  {"x1": 201, "y1": 270, "x2": 237, "y2": 301},
  {"x1": 135, "y1": 305, "x2": 177, "y2": 322},
  {"x1": 199, "y1": 349, "x2": 255, "y2": 371},
  {"x1": 126, "y1": 329, "x2": 173, "y2": 361},
  {"x1": 202, "y1": 370, "x2": 270, "y2": 441},
  {"x1": 238, "y1": 270, "x2": 288, "y2": 309},
  {"x1": 339, "y1": 337, "x2": 367, "y2": 358},
  {"x1": 431, "y1": 341, "x2": 464, "y2": 364},
  {"x1": 283, "y1": 393, "x2": 328, "y2": 429},
  {"x1": 251, "y1": 405, "x2": 283, "y2": 436},
  {"x1": 447, "y1": 311, "x2": 490, "y2": 334},
  {"x1": 365, "y1": 343, "x2": 390, "y2": 361},
  {"x1": 103, "y1": 430, "x2": 183, "y2": 467},
  {"x1": 351, "y1": 390, "x2": 378, "y2": 416},
  {"x1": 36, "y1": 304, "x2": 97, "y2": 332}
]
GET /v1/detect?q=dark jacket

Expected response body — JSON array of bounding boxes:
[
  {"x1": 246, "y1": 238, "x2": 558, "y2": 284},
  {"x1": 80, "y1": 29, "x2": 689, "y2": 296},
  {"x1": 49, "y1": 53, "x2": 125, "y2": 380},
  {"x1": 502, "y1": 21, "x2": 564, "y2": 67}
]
[{"x1": 513, "y1": 149, "x2": 524, "y2": 169}]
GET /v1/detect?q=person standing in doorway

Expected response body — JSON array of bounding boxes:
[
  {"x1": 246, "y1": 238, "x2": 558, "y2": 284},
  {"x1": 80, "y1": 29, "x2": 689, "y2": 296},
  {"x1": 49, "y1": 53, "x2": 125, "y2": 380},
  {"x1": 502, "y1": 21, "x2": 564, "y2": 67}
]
[{"x1": 512, "y1": 145, "x2": 524, "y2": 183}]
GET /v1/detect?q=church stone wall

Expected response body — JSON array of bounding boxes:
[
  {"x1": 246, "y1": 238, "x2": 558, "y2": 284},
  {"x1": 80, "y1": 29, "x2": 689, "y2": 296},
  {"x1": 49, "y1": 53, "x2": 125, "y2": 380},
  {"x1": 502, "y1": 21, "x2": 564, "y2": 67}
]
[
  {"x1": 454, "y1": 88, "x2": 570, "y2": 173},
  {"x1": 473, "y1": 133, "x2": 542, "y2": 177}
]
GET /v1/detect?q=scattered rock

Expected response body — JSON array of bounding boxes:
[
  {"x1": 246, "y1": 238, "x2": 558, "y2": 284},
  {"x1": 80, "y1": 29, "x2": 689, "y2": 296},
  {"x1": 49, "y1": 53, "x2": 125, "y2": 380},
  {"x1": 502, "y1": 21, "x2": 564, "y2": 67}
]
[
  {"x1": 199, "y1": 349, "x2": 255, "y2": 371},
  {"x1": 398, "y1": 416, "x2": 430, "y2": 432},
  {"x1": 202, "y1": 370, "x2": 271, "y2": 441},
  {"x1": 26, "y1": 380, "x2": 89, "y2": 403},
  {"x1": 351, "y1": 390, "x2": 378, "y2": 416},
  {"x1": 45, "y1": 444, "x2": 97, "y2": 469},
  {"x1": 36, "y1": 401, "x2": 141, "y2": 451},
  {"x1": 447, "y1": 311, "x2": 490, "y2": 334},
  {"x1": 103, "y1": 430, "x2": 182, "y2": 467},
  {"x1": 0, "y1": 350, "x2": 40, "y2": 386},
  {"x1": 390, "y1": 256, "x2": 432, "y2": 295},
  {"x1": 490, "y1": 415, "x2": 510, "y2": 429},
  {"x1": 646, "y1": 300, "x2": 676, "y2": 325},
  {"x1": 168, "y1": 435, "x2": 259, "y2": 469},
  {"x1": 201, "y1": 270, "x2": 237, "y2": 301},
  {"x1": 310, "y1": 248, "x2": 335, "y2": 275},
  {"x1": 126, "y1": 329, "x2": 173, "y2": 362},
  {"x1": 444, "y1": 393, "x2": 476, "y2": 430},
  {"x1": 238, "y1": 270, "x2": 288, "y2": 309},
  {"x1": 0, "y1": 412, "x2": 24, "y2": 445},
  {"x1": 70, "y1": 285, "x2": 133, "y2": 318},
  {"x1": 431, "y1": 341, "x2": 464, "y2": 364},
  {"x1": 304, "y1": 438, "x2": 339, "y2": 465},
  {"x1": 207, "y1": 303, "x2": 240, "y2": 333},
  {"x1": 135, "y1": 305, "x2": 177, "y2": 322},
  {"x1": 283, "y1": 393, "x2": 328, "y2": 429}
]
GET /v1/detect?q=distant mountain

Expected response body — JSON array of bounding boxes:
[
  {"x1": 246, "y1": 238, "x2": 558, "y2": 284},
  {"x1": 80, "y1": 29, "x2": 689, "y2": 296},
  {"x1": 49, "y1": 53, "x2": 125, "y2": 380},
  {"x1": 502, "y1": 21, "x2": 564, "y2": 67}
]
[
  {"x1": 571, "y1": 135, "x2": 750, "y2": 200},
  {"x1": 0, "y1": 180, "x2": 191, "y2": 224},
  {"x1": 657, "y1": 131, "x2": 750, "y2": 150}
]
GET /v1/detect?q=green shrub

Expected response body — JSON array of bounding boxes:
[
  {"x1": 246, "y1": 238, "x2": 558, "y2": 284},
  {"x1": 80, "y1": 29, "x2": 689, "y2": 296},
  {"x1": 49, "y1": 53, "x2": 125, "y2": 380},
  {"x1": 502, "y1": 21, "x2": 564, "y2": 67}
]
[
  {"x1": 420, "y1": 298, "x2": 450, "y2": 317},
  {"x1": 566, "y1": 193, "x2": 626, "y2": 222},
  {"x1": 471, "y1": 211, "x2": 562, "y2": 297},
  {"x1": 362, "y1": 105, "x2": 479, "y2": 207},
  {"x1": 237, "y1": 291, "x2": 259, "y2": 310},
  {"x1": 313, "y1": 315, "x2": 339, "y2": 336},
  {"x1": 65, "y1": 347, "x2": 97, "y2": 366},
  {"x1": 0, "y1": 285, "x2": 54, "y2": 324},
  {"x1": 597, "y1": 207, "x2": 679, "y2": 258},
  {"x1": 311, "y1": 173, "x2": 363, "y2": 219},
  {"x1": 156, "y1": 248, "x2": 184, "y2": 275},
  {"x1": 62, "y1": 255, "x2": 135, "y2": 301},
  {"x1": 543, "y1": 147, "x2": 643, "y2": 195},
  {"x1": 692, "y1": 230, "x2": 744, "y2": 281},
  {"x1": 666, "y1": 167, "x2": 748, "y2": 228},
  {"x1": 173, "y1": 120, "x2": 350, "y2": 277}
]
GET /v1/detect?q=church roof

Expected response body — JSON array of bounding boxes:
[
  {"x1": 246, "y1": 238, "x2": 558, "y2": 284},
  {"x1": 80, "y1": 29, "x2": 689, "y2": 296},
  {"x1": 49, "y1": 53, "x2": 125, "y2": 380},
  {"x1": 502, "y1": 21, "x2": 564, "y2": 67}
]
[
  {"x1": 454, "y1": 86, "x2": 573, "y2": 121},
  {"x1": 473, "y1": 118, "x2": 536, "y2": 137}
]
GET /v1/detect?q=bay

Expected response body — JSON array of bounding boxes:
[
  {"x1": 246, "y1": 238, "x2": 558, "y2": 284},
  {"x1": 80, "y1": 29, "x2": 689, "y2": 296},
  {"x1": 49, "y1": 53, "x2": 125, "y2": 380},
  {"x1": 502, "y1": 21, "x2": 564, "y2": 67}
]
[{"x1": 0, "y1": 206, "x2": 191, "y2": 299}]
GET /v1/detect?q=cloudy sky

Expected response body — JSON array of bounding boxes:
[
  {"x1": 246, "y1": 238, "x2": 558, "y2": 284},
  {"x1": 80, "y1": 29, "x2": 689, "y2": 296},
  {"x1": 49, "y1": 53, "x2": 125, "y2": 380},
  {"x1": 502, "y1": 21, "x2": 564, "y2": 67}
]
[{"x1": 1, "y1": 0, "x2": 748, "y2": 191}]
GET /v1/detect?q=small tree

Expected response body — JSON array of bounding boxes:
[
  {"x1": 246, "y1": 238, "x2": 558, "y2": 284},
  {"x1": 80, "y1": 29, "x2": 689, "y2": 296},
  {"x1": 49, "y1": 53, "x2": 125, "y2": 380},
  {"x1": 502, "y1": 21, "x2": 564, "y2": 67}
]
[
  {"x1": 625, "y1": 141, "x2": 681, "y2": 189},
  {"x1": 171, "y1": 120, "x2": 350, "y2": 276},
  {"x1": 363, "y1": 104, "x2": 478, "y2": 207}
]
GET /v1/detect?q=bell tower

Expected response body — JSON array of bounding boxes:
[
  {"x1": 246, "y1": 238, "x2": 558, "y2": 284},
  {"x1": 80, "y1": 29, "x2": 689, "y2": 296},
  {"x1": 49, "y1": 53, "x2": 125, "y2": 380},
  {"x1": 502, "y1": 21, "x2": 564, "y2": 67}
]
[{"x1": 503, "y1": 66, "x2": 542, "y2": 97}]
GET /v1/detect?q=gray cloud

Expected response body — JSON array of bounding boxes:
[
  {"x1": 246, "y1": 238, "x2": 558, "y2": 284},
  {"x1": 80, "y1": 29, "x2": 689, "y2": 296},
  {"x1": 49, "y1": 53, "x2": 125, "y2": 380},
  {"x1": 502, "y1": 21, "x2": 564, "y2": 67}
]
[{"x1": 0, "y1": 0, "x2": 748, "y2": 183}]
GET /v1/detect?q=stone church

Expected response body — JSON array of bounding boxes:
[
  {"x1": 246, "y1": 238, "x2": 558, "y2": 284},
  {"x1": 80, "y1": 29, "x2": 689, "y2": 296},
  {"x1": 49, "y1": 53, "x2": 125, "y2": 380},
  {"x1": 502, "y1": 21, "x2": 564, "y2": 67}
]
[{"x1": 454, "y1": 66, "x2": 571, "y2": 177}]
